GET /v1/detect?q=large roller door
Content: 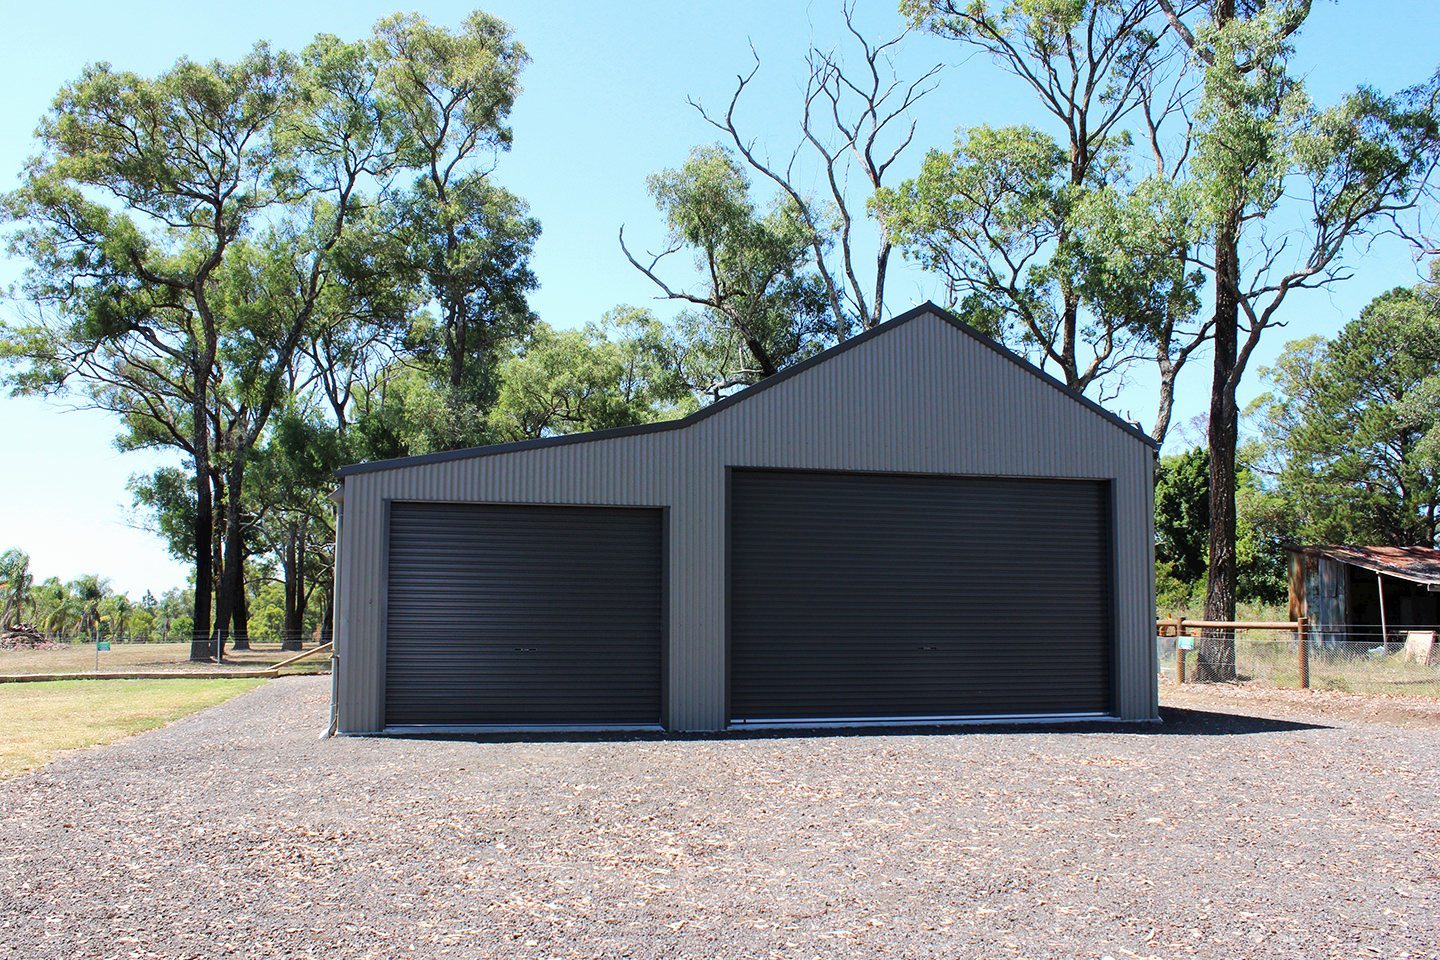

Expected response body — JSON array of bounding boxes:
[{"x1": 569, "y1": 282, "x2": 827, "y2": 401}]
[
  {"x1": 728, "y1": 470, "x2": 1111, "y2": 722},
  {"x1": 384, "y1": 502, "x2": 663, "y2": 727}
]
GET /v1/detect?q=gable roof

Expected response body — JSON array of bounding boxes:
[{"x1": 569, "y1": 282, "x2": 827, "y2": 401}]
[
  {"x1": 336, "y1": 302, "x2": 1158, "y2": 479},
  {"x1": 1291, "y1": 544, "x2": 1440, "y2": 586}
]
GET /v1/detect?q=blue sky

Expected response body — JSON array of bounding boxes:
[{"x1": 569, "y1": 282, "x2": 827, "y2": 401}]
[{"x1": 1, "y1": 0, "x2": 1436, "y2": 595}]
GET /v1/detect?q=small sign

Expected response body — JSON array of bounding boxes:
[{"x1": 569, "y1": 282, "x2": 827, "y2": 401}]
[
  {"x1": 96, "y1": 640, "x2": 111, "y2": 652},
  {"x1": 1176, "y1": 637, "x2": 1194, "y2": 651}
]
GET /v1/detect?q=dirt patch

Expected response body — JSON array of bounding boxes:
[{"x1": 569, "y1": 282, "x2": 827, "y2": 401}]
[{"x1": 1162, "y1": 676, "x2": 1440, "y2": 729}]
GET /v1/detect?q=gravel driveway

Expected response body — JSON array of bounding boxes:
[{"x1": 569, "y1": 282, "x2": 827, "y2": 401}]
[{"x1": 1, "y1": 677, "x2": 1436, "y2": 960}]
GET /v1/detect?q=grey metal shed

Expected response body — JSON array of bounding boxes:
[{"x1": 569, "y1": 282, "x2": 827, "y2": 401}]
[{"x1": 331, "y1": 304, "x2": 1159, "y2": 733}]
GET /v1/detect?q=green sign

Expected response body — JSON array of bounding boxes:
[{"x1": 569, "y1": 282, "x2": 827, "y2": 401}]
[
  {"x1": 96, "y1": 641, "x2": 111, "y2": 652},
  {"x1": 1176, "y1": 637, "x2": 1194, "y2": 651}
]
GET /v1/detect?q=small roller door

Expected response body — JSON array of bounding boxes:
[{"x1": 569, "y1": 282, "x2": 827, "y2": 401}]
[
  {"x1": 729, "y1": 470, "x2": 1111, "y2": 722},
  {"x1": 385, "y1": 502, "x2": 663, "y2": 726}
]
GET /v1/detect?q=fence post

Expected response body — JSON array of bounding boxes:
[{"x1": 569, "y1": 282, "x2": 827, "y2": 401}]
[
  {"x1": 1296, "y1": 616, "x2": 1309, "y2": 690},
  {"x1": 1175, "y1": 617, "x2": 1186, "y2": 684}
]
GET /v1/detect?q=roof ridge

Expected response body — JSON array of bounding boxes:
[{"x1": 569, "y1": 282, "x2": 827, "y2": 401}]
[{"x1": 336, "y1": 303, "x2": 1157, "y2": 479}]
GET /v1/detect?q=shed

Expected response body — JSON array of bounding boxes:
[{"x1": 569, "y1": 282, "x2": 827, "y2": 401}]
[
  {"x1": 1287, "y1": 544, "x2": 1440, "y2": 649},
  {"x1": 330, "y1": 304, "x2": 1159, "y2": 734}
]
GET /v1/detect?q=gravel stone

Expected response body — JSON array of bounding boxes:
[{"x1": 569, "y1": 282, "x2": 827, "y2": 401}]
[{"x1": 1, "y1": 676, "x2": 1436, "y2": 959}]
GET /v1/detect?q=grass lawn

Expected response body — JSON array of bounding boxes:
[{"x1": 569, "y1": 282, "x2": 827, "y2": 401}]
[
  {"x1": 0, "y1": 678, "x2": 266, "y2": 778},
  {"x1": 0, "y1": 641, "x2": 330, "y2": 676}
]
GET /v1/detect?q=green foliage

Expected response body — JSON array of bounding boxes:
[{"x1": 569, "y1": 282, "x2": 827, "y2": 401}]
[
  {"x1": 633, "y1": 145, "x2": 831, "y2": 382},
  {"x1": 1248, "y1": 278, "x2": 1440, "y2": 549},
  {"x1": 1, "y1": 11, "x2": 537, "y2": 644},
  {"x1": 1183, "y1": 5, "x2": 1439, "y2": 242},
  {"x1": 889, "y1": 1, "x2": 1208, "y2": 445},
  {"x1": 370, "y1": 10, "x2": 537, "y2": 436},
  {"x1": 1155, "y1": 447, "x2": 1210, "y2": 586},
  {"x1": 385, "y1": 174, "x2": 540, "y2": 421},
  {"x1": 0, "y1": 549, "x2": 34, "y2": 629},
  {"x1": 128, "y1": 468, "x2": 197, "y2": 563},
  {"x1": 1155, "y1": 445, "x2": 1288, "y2": 608},
  {"x1": 876, "y1": 123, "x2": 1203, "y2": 397},
  {"x1": 488, "y1": 308, "x2": 692, "y2": 440}
]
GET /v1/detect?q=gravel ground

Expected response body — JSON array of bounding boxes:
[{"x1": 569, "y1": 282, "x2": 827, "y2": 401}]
[{"x1": 1, "y1": 677, "x2": 1437, "y2": 960}]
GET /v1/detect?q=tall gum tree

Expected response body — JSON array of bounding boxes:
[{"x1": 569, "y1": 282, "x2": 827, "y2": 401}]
[
  {"x1": 1155, "y1": 0, "x2": 1440, "y2": 679},
  {"x1": 1, "y1": 47, "x2": 291, "y2": 660},
  {"x1": 893, "y1": 0, "x2": 1210, "y2": 443},
  {"x1": 373, "y1": 10, "x2": 538, "y2": 442},
  {"x1": 690, "y1": 3, "x2": 942, "y2": 338},
  {"x1": 621, "y1": 145, "x2": 832, "y2": 391}
]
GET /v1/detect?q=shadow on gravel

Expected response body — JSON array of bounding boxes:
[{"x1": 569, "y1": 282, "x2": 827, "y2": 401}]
[{"x1": 368, "y1": 708, "x2": 1326, "y2": 746}]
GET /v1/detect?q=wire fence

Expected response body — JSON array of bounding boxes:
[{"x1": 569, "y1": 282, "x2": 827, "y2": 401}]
[
  {"x1": 1157, "y1": 622, "x2": 1440, "y2": 697},
  {"x1": 1, "y1": 630, "x2": 319, "y2": 647}
]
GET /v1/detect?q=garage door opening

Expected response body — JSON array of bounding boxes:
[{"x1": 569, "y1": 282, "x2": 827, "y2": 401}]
[
  {"x1": 728, "y1": 470, "x2": 1112, "y2": 724},
  {"x1": 384, "y1": 502, "x2": 664, "y2": 729}
]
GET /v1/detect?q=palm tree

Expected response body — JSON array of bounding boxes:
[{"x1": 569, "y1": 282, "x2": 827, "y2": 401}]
[
  {"x1": 105, "y1": 595, "x2": 134, "y2": 641},
  {"x1": 35, "y1": 579, "x2": 79, "y2": 640},
  {"x1": 70, "y1": 575, "x2": 109, "y2": 639},
  {"x1": 0, "y1": 548, "x2": 34, "y2": 629}
]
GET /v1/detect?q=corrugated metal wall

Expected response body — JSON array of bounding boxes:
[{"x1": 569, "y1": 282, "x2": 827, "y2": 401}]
[
  {"x1": 1305, "y1": 556, "x2": 1350, "y2": 644},
  {"x1": 334, "y1": 308, "x2": 1159, "y2": 732}
]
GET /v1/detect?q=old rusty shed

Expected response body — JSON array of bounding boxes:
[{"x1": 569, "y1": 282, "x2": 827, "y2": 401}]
[{"x1": 1288, "y1": 545, "x2": 1440, "y2": 646}]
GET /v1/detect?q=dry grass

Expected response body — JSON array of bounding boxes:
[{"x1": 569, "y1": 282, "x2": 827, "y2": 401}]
[
  {"x1": 0, "y1": 678, "x2": 265, "y2": 778},
  {"x1": 1241, "y1": 640, "x2": 1440, "y2": 696},
  {"x1": 1159, "y1": 635, "x2": 1440, "y2": 697},
  {"x1": 0, "y1": 641, "x2": 330, "y2": 676}
]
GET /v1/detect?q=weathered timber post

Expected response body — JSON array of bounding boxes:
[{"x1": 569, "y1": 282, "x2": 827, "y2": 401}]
[
  {"x1": 1176, "y1": 617, "x2": 1187, "y2": 684},
  {"x1": 1297, "y1": 616, "x2": 1309, "y2": 690}
]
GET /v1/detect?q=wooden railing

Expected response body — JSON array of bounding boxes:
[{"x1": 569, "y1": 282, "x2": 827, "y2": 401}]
[
  {"x1": 265, "y1": 641, "x2": 333, "y2": 674},
  {"x1": 1157, "y1": 616, "x2": 1310, "y2": 689}
]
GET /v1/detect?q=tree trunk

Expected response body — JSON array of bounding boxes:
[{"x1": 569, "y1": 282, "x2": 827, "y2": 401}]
[
  {"x1": 230, "y1": 556, "x2": 250, "y2": 651},
  {"x1": 212, "y1": 464, "x2": 245, "y2": 662},
  {"x1": 318, "y1": 586, "x2": 334, "y2": 647},
  {"x1": 1152, "y1": 354, "x2": 1176, "y2": 446},
  {"x1": 281, "y1": 520, "x2": 307, "y2": 651},
  {"x1": 1199, "y1": 208, "x2": 1241, "y2": 682},
  {"x1": 870, "y1": 243, "x2": 891, "y2": 331},
  {"x1": 188, "y1": 398, "x2": 214, "y2": 662}
]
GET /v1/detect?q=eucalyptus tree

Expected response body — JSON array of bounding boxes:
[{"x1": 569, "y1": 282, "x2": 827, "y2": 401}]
[
  {"x1": 487, "y1": 307, "x2": 692, "y2": 440},
  {"x1": 2, "y1": 46, "x2": 292, "y2": 659},
  {"x1": 202, "y1": 28, "x2": 413, "y2": 656},
  {"x1": 623, "y1": 145, "x2": 831, "y2": 383},
  {"x1": 1153, "y1": 0, "x2": 1440, "y2": 678},
  {"x1": 248, "y1": 413, "x2": 342, "y2": 649},
  {"x1": 890, "y1": 0, "x2": 1207, "y2": 442},
  {"x1": 373, "y1": 11, "x2": 538, "y2": 432},
  {"x1": 691, "y1": 3, "x2": 942, "y2": 338}
]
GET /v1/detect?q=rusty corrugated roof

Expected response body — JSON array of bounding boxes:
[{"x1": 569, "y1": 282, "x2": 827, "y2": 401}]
[{"x1": 1292, "y1": 544, "x2": 1440, "y2": 585}]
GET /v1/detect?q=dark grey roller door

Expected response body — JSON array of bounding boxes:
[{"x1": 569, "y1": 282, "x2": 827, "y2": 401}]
[
  {"x1": 385, "y1": 502, "x2": 663, "y2": 726},
  {"x1": 729, "y1": 470, "x2": 1111, "y2": 722}
]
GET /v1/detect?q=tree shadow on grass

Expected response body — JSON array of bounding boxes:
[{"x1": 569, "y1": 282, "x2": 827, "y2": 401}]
[{"x1": 370, "y1": 708, "x2": 1326, "y2": 745}]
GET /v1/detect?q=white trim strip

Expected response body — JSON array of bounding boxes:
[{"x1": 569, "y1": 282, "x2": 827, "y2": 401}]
[{"x1": 729, "y1": 712, "x2": 1116, "y2": 729}]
